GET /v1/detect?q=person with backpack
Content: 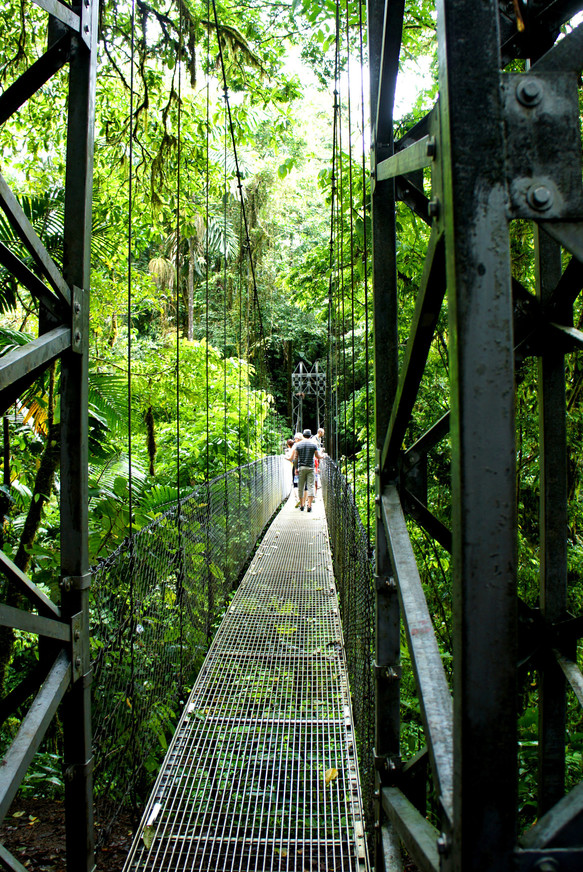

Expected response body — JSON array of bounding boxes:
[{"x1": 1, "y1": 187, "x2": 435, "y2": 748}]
[{"x1": 290, "y1": 429, "x2": 323, "y2": 513}]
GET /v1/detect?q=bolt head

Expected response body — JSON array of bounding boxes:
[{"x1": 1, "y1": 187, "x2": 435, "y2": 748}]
[
  {"x1": 517, "y1": 78, "x2": 542, "y2": 107},
  {"x1": 75, "y1": 656, "x2": 82, "y2": 668},
  {"x1": 528, "y1": 184, "x2": 553, "y2": 211}
]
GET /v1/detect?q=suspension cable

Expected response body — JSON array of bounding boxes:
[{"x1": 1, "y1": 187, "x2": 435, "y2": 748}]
[
  {"x1": 336, "y1": 12, "x2": 348, "y2": 481},
  {"x1": 210, "y1": 0, "x2": 265, "y2": 351},
  {"x1": 358, "y1": 0, "x2": 372, "y2": 547},
  {"x1": 126, "y1": 0, "x2": 137, "y2": 819},
  {"x1": 345, "y1": 0, "x2": 358, "y2": 495},
  {"x1": 204, "y1": 0, "x2": 212, "y2": 642},
  {"x1": 174, "y1": 0, "x2": 184, "y2": 697},
  {"x1": 328, "y1": 25, "x2": 340, "y2": 460}
]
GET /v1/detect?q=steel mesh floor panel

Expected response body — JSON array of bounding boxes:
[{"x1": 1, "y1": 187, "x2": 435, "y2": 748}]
[{"x1": 123, "y1": 496, "x2": 369, "y2": 871}]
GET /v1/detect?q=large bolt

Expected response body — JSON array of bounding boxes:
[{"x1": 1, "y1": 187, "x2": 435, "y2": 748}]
[
  {"x1": 516, "y1": 78, "x2": 542, "y2": 107},
  {"x1": 426, "y1": 136, "x2": 436, "y2": 158},
  {"x1": 528, "y1": 184, "x2": 553, "y2": 211}
]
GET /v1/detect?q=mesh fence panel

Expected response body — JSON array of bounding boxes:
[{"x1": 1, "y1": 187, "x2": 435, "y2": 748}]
[
  {"x1": 320, "y1": 457, "x2": 374, "y2": 837},
  {"x1": 91, "y1": 456, "x2": 291, "y2": 846}
]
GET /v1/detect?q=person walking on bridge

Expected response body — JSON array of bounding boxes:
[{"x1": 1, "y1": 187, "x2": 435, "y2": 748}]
[{"x1": 290, "y1": 429, "x2": 323, "y2": 513}]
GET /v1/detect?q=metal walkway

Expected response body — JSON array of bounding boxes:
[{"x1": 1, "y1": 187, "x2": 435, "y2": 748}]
[{"x1": 123, "y1": 493, "x2": 369, "y2": 871}]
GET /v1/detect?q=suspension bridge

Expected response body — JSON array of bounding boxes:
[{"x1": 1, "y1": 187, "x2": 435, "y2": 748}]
[{"x1": 0, "y1": 1, "x2": 583, "y2": 872}]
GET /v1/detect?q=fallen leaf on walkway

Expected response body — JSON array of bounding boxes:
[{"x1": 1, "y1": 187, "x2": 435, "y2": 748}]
[
  {"x1": 325, "y1": 768, "x2": 338, "y2": 784},
  {"x1": 142, "y1": 825, "x2": 155, "y2": 850}
]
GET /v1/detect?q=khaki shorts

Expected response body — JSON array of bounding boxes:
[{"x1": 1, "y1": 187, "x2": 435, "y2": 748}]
[{"x1": 298, "y1": 466, "x2": 315, "y2": 497}]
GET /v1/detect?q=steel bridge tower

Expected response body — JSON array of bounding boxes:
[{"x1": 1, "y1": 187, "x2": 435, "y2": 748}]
[
  {"x1": 291, "y1": 359, "x2": 326, "y2": 436},
  {"x1": 369, "y1": 2, "x2": 583, "y2": 871},
  {"x1": 0, "y1": 2, "x2": 97, "y2": 869}
]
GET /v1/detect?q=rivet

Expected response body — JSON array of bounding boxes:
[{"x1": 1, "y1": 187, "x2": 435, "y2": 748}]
[
  {"x1": 374, "y1": 495, "x2": 381, "y2": 505},
  {"x1": 516, "y1": 78, "x2": 542, "y2": 107},
  {"x1": 75, "y1": 330, "x2": 82, "y2": 343},
  {"x1": 74, "y1": 302, "x2": 81, "y2": 314},
  {"x1": 61, "y1": 578, "x2": 71, "y2": 592},
  {"x1": 374, "y1": 465, "x2": 380, "y2": 475},
  {"x1": 75, "y1": 657, "x2": 82, "y2": 669},
  {"x1": 527, "y1": 184, "x2": 553, "y2": 211},
  {"x1": 428, "y1": 198, "x2": 439, "y2": 219},
  {"x1": 74, "y1": 629, "x2": 81, "y2": 641}
]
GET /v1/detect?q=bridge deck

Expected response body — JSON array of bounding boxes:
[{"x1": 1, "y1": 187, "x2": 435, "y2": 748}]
[{"x1": 123, "y1": 494, "x2": 369, "y2": 871}]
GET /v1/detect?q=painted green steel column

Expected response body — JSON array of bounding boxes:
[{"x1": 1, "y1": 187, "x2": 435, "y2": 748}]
[
  {"x1": 61, "y1": 1, "x2": 98, "y2": 869},
  {"x1": 436, "y1": 0, "x2": 517, "y2": 869},
  {"x1": 367, "y1": 1, "x2": 404, "y2": 869}
]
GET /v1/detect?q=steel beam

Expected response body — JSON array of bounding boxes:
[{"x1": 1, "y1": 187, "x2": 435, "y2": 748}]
[
  {"x1": 521, "y1": 780, "x2": 583, "y2": 849},
  {"x1": 0, "y1": 242, "x2": 63, "y2": 319},
  {"x1": 381, "y1": 231, "x2": 445, "y2": 473},
  {"x1": 436, "y1": 1, "x2": 517, "y2": 869},
  {"x1": 0, "y1": 175, "x2": 71, "y2": 305},
  {"x1": 32, "y1": 0, "x2": 80, "y2": 30},
  {"x1": 400, "y1": 489, "x2": 452, "y2": 553},
  {"x1": 59, "y1": 1, "x2": 97, "y2": 868},
  {"x1": 0, "y1": 651, "x2": 70, "y2": 822},
  {"x1": 402, "y1": 412, "x2": 450, "y2": 469},
  {"x1": 0, "y1": 604, "x2": 70, "y2": 642},
  {"x1": 0, "y1": 36, "x2": 71, "y2": 125},
  {"x1": 0, "y1": 551, "x2": 60, "y2": 618},
  {"x1": 532, "y1": 20, "x2": 583, "y2": 72},
  {"x1": 0, "y1": 326, "x2": 71, "y2": 393},
  {"x1": 381, "y1": 485, "x2": 453, "y2": 821},
  {"x1": 376, "y1": 136, "x2": 434, "y2": 183},
  {"x1": 536, "y1": 227, "x2": 567, "y2": 815},
  {"x1": 555, "y1": 652, "x2": 583, "y2": 708},
  {"x1": 368, "y1": 2, "x2": 404, "y2": 868},
  {"x1": 382, "y1": 787, "x2": 440, "y2": 872},
  {"x1": 0, "y1": 842, "x2": 30, "y2": 872}
]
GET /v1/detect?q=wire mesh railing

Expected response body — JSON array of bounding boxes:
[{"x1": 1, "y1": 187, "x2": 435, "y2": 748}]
[
  {"x1": 320, "y1": 456, "x2": 374, "y2": 838},
  {"x1": 90, "y1": 455, "x2": 291, "y2": 847}
]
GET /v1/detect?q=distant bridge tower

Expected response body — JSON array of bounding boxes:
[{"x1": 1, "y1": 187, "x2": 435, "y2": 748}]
[{"x1": 291, "y1": 360, "x2": 326, "y2": 435}]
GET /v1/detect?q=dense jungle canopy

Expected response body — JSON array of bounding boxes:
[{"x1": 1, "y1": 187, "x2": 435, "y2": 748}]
[
  {"x1": 0, "y1": 0, "x2": 435, "y2": 569},
  {"x1": 1, "y1": 0, "x2": 583, "y2": 839}
]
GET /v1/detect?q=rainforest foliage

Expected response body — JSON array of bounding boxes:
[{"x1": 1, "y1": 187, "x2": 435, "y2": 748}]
[{"x1": 0, "y1": 0, "x2": 582, "y2": 832}]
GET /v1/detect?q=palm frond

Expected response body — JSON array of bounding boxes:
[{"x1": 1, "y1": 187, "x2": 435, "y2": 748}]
[{"x1": 88, "y1": 372, "x2": 129, "y2": 435}]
